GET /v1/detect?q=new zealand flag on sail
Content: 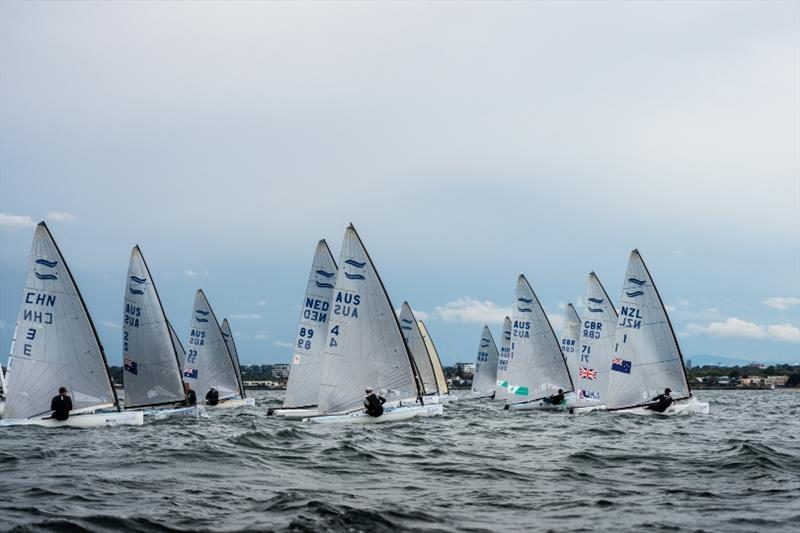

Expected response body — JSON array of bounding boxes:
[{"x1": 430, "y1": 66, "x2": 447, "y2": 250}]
[
  {"x1": 611, "y1": 357, "x2": 632, "y2": 374},
  {"x1": 124, "y1": 357, "x2": 138, "y2": 375},
  {"x1": 184, "y1": 368, "x2": 198, "y2": 379}
]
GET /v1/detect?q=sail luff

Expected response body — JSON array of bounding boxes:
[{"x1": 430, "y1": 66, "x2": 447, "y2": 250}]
[
  {"x1": 418, "y1": 321, "x2": 449, "y2": 395},
  {"x1": 221, "y1": 319, "x2": 245, "y2": 398}
]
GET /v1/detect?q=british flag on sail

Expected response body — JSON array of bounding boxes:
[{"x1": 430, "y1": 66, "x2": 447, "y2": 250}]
[{"x1": 578, "y1": 367, "x2": 597, "y2": 380}]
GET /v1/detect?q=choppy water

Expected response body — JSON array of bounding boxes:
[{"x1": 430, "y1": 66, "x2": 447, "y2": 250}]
[{"x1": 1, "y1": 390, "x2": 798, "y2": 532}]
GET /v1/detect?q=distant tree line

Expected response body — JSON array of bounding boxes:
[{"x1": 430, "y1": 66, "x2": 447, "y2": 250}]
[{"x1": 687, "y1": 364, "x2": 800, "y2": 387}]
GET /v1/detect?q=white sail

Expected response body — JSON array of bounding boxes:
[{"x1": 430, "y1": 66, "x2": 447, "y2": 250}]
[
  {"x1": 399, "y1": 302, "x2": 438, "y2": 395},
  {"x1": 472, "y1": 325, "x2": 499, "y2": 396},
  {"x1": 122, "y1": 246, "x2": 186, "y2": 408},
  {"x1": 317, "y1": 225, "x2": 419, "y2": 414},
  {"x1": 3, "y1": 222, "x2": 118, "y2": 420},
  {"x1": 559, "y1": 304, "x2": 582, "y2": 382},
  {"x1": 183, "y1": 290, "x2": 241, "y2": 400},
  {"x1": 283, "y1": 240, "x2": 338, "y2": 408},
  {"x1": 220, "y1": 318, "x2": 246, "y2": 399},
  {"x1": 606, "y1": 250, "x2": 691, "y2": 410},
  {"x1": 574, "y1": 273, "x2": 618, "y2": 405},
  {"x1": 505, "y1": 275, "x2": 574, "y2": 403},
  {"x1": 418, "y1": 321, "x2": 449, "y2": 395},
  {"x1": 495, "y1": 316, "x2": 512, "y2": 401}
]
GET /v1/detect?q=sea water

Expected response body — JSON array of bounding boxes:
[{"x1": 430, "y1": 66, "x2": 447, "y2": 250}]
[{"x1": 1, "y1": 390, "x2": 798, "y2": 532}]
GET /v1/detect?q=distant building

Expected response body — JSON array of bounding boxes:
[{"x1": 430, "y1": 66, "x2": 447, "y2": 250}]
[
  {"x1": 272, "y1": 363, "x2": 290, "y2": 379},
  {"x1": 765, "y1": 376, "x2": 788, "y2": 387},
  {"x1": 686, "y1": 359, "x2": 692, "y2": 369},
  {"x1": 456, "y1": 362, "x2": 475, "y2": 378},
  {"x1": 740, "y1": 377, "x2": 765, "y2": 387}
]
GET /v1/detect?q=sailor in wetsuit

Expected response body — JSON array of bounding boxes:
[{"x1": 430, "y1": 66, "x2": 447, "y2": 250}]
[
  {"x1": 184, "y1": 382, "x2": 197, "y2": 406},
  {"x1": 547, "y1": 389, "x2": 565, "y2": 405},
  {"x1": 646, "y1": 388, "x2": 673, "y2": 413},
  {"x1": 363, "y1": 387, "x2": 386, "y2": 417},
  {"x1": 50, "y1": 386, "x2": 73, "y2": 421},
  {"x1": 205, "y1": 387, "x2": 220, "y2": 406}
]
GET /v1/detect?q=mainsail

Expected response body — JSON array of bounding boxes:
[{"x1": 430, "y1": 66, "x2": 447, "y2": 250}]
[
  {"x1": 418, "y1": 321, "x2": 449, "y2": 395},
  {"x1": 4, "y1": 222, "x2": 118, "y2": 420},
  {"x1": 505, "y1": 275, "x2": 574, "y2": 402},
  {"x1": 283, "y1": 240, "x2": 338, "y2": 408},
  {"x1": 399, "y1": 302, "x2": 438, "y2": 395},
  {"x1": 221, "y1": 318, "x2": 246, "y2": 399},
  {"x1": 495, "y1": 316, "x2": 512, "y2": 401},
  {"x1": 317, "y1": 225, "x2": 419, "y2": 414},
  {"x1": 559, "y1": 304, "x2": 582, "y2": 382},
  {"x1": 183, "y1": 290, "x2": 242, "y2": 400},
  {"x1": 574, "y1": 273, "x2": 618, "y2": 405},
  {"x1": 472, "y1": 325, "x2": 499, "y2": 396},
  {"x1": 122, "y1": 246, "x2": 186, "y2": 408},
  {"x1": 606, "y1": 250, "x2": 691, "y2": 410}
]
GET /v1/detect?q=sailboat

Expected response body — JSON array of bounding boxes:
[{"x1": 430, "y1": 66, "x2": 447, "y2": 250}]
[
  {"x1": 0, "y1": 222, "x2": 142, "y2": 427},
  {"x1": 183, "y1": 290, "x2": 254, "y2": 409},
  {"x1": 570, "y1": 273, "x2": 618, "y2": 412},
  {"x1": 418, "y1": 320, "x2": 457, "y2": 402},
  {"x1": 399, "y1": 302, "x2": 443, "y2": 402},
  {"x1": 220, "y1": 318, "x2": 247, "y2": 403},
  {"x1": 122, "y1": 245, "x2": 205, "y2": 419},
  {"x1": 605, "y1": 250, "x2": 709, "y2": 415},
  {"x1": 306, "y1": 224, "x2": 443, "y2": 424},
  {"x1": 504, "y1": 274, "x2": 575, "y2": 411},
  {"x1": 494, "y1": 316, "x2": 512, "y2": 402},
  {"x1": 470, "y1": 325, "x2": 499, "y2": 399},
  {"x1": 269, "y1": 240, "x2": 338, "y2": 419}
]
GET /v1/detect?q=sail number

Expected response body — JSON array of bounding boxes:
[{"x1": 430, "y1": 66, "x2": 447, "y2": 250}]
[
  {"x1": 297, "y1": 327, "x2": 314, "y2": 350},
  {"x1": 582, "y1": 320, "x2": 603, "y2": 339},
  {"x1": 561, "y1": 338, "x2": 576, "y2": 353}
]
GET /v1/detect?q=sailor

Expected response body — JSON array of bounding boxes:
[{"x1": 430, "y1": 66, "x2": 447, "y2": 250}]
[
  {"x1": 548, "y1": 389, "x2": 565, "y2": 405},
  {"x1": 646, "y1": 388, "x2": 673, "y2": 413},
  {"x1": 50, "y1": 386, "x2": 73, "y2": 421},
  {"x1": 205, "y1": 387, "x2": 220, "y2": 406},
  {"x1": 363, "y1": 387, "x2": 386, "y2": 417},
  {"x1": 184, "y1": 382, "x2": 197, "y2": 406}
]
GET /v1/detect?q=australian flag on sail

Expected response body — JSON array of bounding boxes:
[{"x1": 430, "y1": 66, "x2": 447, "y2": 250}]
[
  {"x1": 123, "y1": 357, "x2": 138, "y2": 375},
  {"x1": 611, "y1": 357, "x2": 632, "y2": 374},
  {"x1": 184, "y1": 367, "x2": 198, "y2": 379}
]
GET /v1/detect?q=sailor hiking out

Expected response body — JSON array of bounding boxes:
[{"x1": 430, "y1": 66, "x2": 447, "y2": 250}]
[
  {"x1": 646, "y1": 388, "x2": 673, "y2": 413},
  {"x1": 363, "y1": 387, "x2": 386, "y2": 417},
  {"x1": 206, "y1": 387, "x2": 220, "y2": 406},
  {"x1": 184, "y1": 383, "x2": 197, "y2": 406},
  {"x1": 50, "y1": 387, "x2": 72, "y2": 421}
]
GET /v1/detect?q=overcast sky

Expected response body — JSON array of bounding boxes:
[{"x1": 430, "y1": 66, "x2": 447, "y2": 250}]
[{"x1": 1, "y1": 1, "x2": 798, "y2": 366}]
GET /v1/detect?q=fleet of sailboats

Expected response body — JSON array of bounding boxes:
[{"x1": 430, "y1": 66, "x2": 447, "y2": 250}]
[{"x1": 0, "y1": 222, "x2": 707, "y2": 429}]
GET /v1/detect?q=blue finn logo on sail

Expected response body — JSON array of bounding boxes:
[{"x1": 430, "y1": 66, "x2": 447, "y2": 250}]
[
  {"x1": 517, "y1": 305, "x2": 532, "y2": 312},
  {"x1": 344, "y1": 259, "x2": 366, "y2": 268},
  {"x1": 588, "y1": 297, "x2": 604, "y2": 304},
  {"x1": 315, "y1": 270, "x2": 335, "y2": 278},
  {"x1": 130, "y1": 275, "x2": 147, "y2": 284},
  {"x1": 625, "y1": 291, "x2": 644, "y2": 298},
  {"x1": 588, "y1": 307, "x2": 603, "y2": 313},
  {"x1": 35, "y1": 259, "x2": 59, "y2": 268},
  {"x1": 34, "y1": 258, "x2": 59, "y2": 280},
  {"x1": 627, "y1": 278, "x2": 646, "y2": 286},
  {"x1": 315, "y1": 281, "x2": 335, "y2": 289},
  {"x1": 129, "y1": 287, "x2": 145, "y2": 295},
  {"x1": 517, "y1": 297, "x2": 533, "y2": 304},
  {"x1": 344, "y1": 273, "x2": 365, "y2": 280},
  {"x1": 194, "y1": 310, "x2": 210, "y2": 322}
]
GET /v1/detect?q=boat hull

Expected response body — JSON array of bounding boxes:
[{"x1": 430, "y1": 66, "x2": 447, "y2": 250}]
[
  {"x1": 269, "y1": 406, "x2": 319, "y2": 419},
  {"x1": 0, "y1": 411, "x2": 144, "y2": 428},
  {"x1": 205, "y1": 397, "x2": 255, "y2": 410},
  {"x1": 303, "y1": 403, "x2": 443, "y2": 424},
  {"x1": 613, "y1": 396, "x2": 710, "y2": 416},
  {"x1": 143, "y1": 405, "x2": 208, "y2": 419},
  {"x1": 507, "y1": 392, "x2": 577, "y2": 411}
]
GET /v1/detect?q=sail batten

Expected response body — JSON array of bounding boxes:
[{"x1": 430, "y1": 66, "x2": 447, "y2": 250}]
[
  {"x1": 283, "y1": 240, "x2": 338, "y2": 408},
  {"x1": 505, "y1": 275, "x2": 573, "y2": 403},
  {"x1": 605, "y1": 250, "x2": 691, "y2": 410},
  {"x1": 317, "y1": 226, "x2": 419, "y2": 414},
  {"x1": 4, "y1": 222, "x2": 118, "y2": 420},
  {"x1": 122, "y1": 246, "x2": 186, "y2": 408},
  {"x1": 472, "y1": 325, "x2": 499, "y2": 396}
]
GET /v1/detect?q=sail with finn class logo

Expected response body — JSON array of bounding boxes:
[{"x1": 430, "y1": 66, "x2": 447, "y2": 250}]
[
  {"x1": 343, "y1": 259, "x2": 366, "y2": 280},
  {"x1": 129, "y1": 275, "x2": 147, "y2": 295}
]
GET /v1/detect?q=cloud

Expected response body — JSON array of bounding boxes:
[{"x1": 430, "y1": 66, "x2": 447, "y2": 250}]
[
  {"x1": 228, "y1": 313, "x2": 262, "y2": 320},
  {"x1": 765, "y1": 324, "x2": 800, "y2": 343},
  {"x1": 184, "y1": 269, "x2": 197, "y2": 277},
  {"x1": 256, "y1": 300, "x2": 268, "y2": 307},
  {"x1": 665, "y1": 304, "x2": 677, "y2": 313},
  {"x1": 0, "y1": 213, "x2": 35, "y2": 229},
  {"x1": 0, "y1": 320, "x2": 7, "y2": 330},
  {"x1": 395, "y1": 308, "x2": 430, "y2": 321},
  {"x1": 45, "y1": 211, "x2": 75, "y2": 222},
  {"x1": 685, "y1": 317, "x2": 799, "y2": 343},
  {"x1": 273, "y1": 341, "x2": 293, "y2": 348},
  {"x1": 253, "y1": 331, "x2": 270, "y2": 340},
  {"x1": 763, "y1": 297, "x2": 800, "y2": 311},
  {"x1": 98, "y1": 319, "x2": 120, "y2": 329},
  {"x1": 433, "y1": 297, "x2": 511, "y2": 325}
]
